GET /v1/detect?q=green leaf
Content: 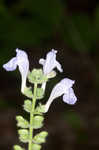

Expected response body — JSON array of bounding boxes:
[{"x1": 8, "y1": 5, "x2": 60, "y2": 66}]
[
  {"x1": 28, "y1": 69, "x2": 48, "y2": 84},
  {"x1": 23, "y1": 100, "x2": 32, "y2": 113},
  {"x1": 33, "y1": 131, "x2": 48, "y2": 144},
  {"x1": 36, "y1": 88, "x2": 44, "y2": 99},
  {"x1": 16, "y1": 116, "x2": 29, "y2": 128},
  {"x1": 33, "y1": 115, "x2": 44, "y2": 129},
  {"x1": 24, "y1": 87, "x2": 33, "y2": 98},
  {"x1": 35, "y1": 104, "x2": 45, "y2": 114},
  {"x1": 0, "y1": 0, "x2": 64, "y2": 61},
  {"x1": 18, "y1": 129, "x2": 29, "y2": 143},
  {"x1": 13, "y1": 145, "x2": 25, "y2": 150},
  {"x1": 32, "y1": 144, "x2": 41, "y2": 150}
]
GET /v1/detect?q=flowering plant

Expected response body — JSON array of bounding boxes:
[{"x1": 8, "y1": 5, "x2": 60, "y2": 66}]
[{"x1": 3, "y1": 48, "x2": 77, "y2": 150}]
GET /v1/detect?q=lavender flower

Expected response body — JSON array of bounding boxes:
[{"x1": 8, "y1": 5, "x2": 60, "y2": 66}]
[
  {"x1": 39, "y1": 49, "x2": 63, "y2": 74},
  {"x1": 44, "y1": 78, "x2": 77, "y2": 112},
  {"x1": 39, "y1": 49, "x2": 63, "y2": 91},
  {"x1": 3, "y1": 48, "x2": 29, "y2": 93}
]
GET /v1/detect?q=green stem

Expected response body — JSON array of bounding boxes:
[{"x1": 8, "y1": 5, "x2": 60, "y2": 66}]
[{"x1": 28, "y1": 83, "x2": 37, "y2": 150}]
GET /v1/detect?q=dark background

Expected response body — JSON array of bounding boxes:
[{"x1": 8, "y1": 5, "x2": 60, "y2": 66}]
[{"x1": 0, "y1": 0, "x2": 99, "y2": 150}]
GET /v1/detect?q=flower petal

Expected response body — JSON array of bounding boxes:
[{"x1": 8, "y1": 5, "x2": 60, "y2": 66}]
[
  {"x1": 63, "y1": 88, "x2": 77, "y2": 104},
  {"x1": 3, "y1": 57, "x2": 17, "y2": 71},
  {"x1": 55, "y1": 61, "x2": 63, "y2": 72},
  {"x1": 48, "y1": 78, "x2": 75, "y2": 101},
  {"x1": 39, "y1": 58, "x2": 45, "y2": 65},
  {"x1": 43, "y1": 49, "x2": 57, "y2": 74},
  {"x1": 3, "y1": 48, "x2": 29, "y2": 94},
  {"x1": 60, "y1": 78, "x2": 75, "y2": 90},
  {"x1": 16, "y1": 48, "x2": 29, "y2": 60},
  {"x1": 16, "y1": 48, "x2": 29, "y2": 93},
  {"x1": 44, "y1": 78, "x2": 75, "y2": 112},
  {"x1": 40, "y1": 49, "x2": 63, "y2": 75}
]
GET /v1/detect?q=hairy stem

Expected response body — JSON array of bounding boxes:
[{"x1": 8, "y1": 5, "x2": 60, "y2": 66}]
[{"x1": 28, "y1": 83, "x2": 37, "y2": 150}]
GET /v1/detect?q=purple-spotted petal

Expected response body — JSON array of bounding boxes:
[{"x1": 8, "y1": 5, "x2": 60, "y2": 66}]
[
  {"x1": 3, "y1": 57, "x2": 17, "y2": 71},
  {"x1": 63, "y1": 88, "x2": 77, "y2": 104}
]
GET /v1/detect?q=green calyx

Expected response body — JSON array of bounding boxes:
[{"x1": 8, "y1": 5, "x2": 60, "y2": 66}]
[
  {"x1": 23, "y1": 87, "x2": 33, "y2": 98},
  {"x1": 13, "y1": 145, "x2": 25, "y2": 150},
  {"x1": 33, "y1": 131, "x2": 48, "y2": 144},
  {"x1": 23, "y1": 100, "x2": 32, "y2": 113},
  {"x1": 16, "y1": 116, "x2": 29, "y2": 128},
  {"x1": 28, "y1": 69, "x2": 48, "y2": 84},
  {"x1": 32, "y1": 144, "x2": 41, "y2": 150},
  {"x1": 36, "y1": 88, "x2": 44, "y2": 99},
  {"x1": 32, "y1": 115, "x2": 44, "y2": 129},
  {"x1": 18, "y1": 129, "x2": 29, "y2": 143},
  {"x1": 35, "y1": 103, "x2": 45, "y2": 114}
]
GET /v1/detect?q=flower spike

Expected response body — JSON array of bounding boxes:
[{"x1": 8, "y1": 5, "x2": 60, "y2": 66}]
[
  {"x1": 44, "y1": 78, "x2": 77, "y2": 113},
  {"x1": 3, "y1": 48, "x2": 29, "y2": 93}
]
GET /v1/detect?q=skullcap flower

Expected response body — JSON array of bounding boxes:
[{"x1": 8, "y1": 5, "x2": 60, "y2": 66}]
[
  {"x1": 39, "y1": 49, "x2": 63, "y2": 75},
  {"x1": 44, "y1": 78, "x2": 77, "y2": 112},
  {"x1": 39, "y1": 49, "x2": 63, "y2": 91},
  {"x1": 3, "y1": 48, "x2": 29, "y2": 93}
]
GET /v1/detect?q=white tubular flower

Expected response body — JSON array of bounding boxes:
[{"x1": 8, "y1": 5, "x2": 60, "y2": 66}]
[
  {"x1": 44, "y1": 78, "x2": 77, "y2": 113},
  {"x1": 39, "y1": 49, "x2": 63, "y2": 75},
  {"x1": 39, "y1": 49, "x2": 63, "y2": 91},
  {"x1": 3, "y1": 48, "x2": 29, "y2": 93}
]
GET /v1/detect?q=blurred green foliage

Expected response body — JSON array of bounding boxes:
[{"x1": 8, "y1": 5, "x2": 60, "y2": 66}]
[
  {"x1": 62, "y1": 14, "x2": 94, "y2": 51},
  {"x1": 1, "y1": 1, "x2": 99, "y2": 66},
  {"x1": 64, "y1": 111, "x2": 84, "y2": 130},
  {"x1": 0, "y1": 98, "x2": 15, "y2": 109},
  {"x1": 0, "y1": 0, "x2": 63, "y2": 66}
]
